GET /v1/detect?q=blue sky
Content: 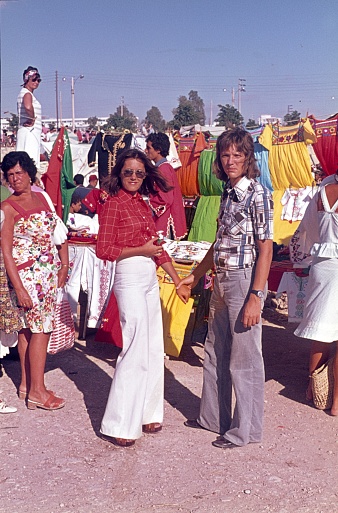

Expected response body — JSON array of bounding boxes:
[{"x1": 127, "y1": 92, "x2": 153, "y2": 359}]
[{"x1": 1, "y1": 0, "x2": 337, "y2": 125}]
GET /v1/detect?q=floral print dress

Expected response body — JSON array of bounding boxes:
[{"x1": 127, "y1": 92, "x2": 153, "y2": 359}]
[{"x1": 4, "y1": 195, "x2": 60, "y2": 333}]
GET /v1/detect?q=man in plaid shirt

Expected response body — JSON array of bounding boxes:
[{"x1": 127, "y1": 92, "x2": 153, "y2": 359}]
[{"x1": 178, "y1": 128, "x2": 274, "y2": 448}]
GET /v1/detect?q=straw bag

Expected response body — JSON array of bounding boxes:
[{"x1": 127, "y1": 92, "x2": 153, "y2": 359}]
[
  {"x1": 48, "y1": 289, "x2": 75, "y2": 354},
  {"x1": 311, "y1": 357, "x2": 334, "y2": 410}
]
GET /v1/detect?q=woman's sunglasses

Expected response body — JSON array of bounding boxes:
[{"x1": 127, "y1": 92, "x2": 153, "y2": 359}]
[
  {"x1": 122, "y1": 169, "x2": 146, "y2": 179},
  {"x1": 31, "y1": 77, "x2": 41, "y2": 83}
]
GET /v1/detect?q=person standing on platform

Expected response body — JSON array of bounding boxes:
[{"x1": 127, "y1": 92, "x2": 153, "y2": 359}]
[
  {"x1": 177, "y1": 128, "x2": 274, "y2": 449},
  {"x1": 145, "y1": 132, "x2": 187, "y2": 240},
  {"x1": 16, "y1": 67, "x2": 42, "y2": 170}
]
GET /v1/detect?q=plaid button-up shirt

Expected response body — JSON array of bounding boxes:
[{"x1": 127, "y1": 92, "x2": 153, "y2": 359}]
[
  {"x1": 96, "y1": 188, "x2": 171, "y2": 267},
  {"x1": 214, "y1": 176, "x2": 274, "y2": 271}
]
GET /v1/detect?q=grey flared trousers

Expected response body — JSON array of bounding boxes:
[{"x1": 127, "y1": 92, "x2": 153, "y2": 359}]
[{"x1": 197, "y1": 268, "x2": 265, "y2": 446}]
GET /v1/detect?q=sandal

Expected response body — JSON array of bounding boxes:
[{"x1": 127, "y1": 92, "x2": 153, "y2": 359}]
[
  {"x1": 101, "y1": 434, "x2": 135, "y2": 447},
  {"x1": 27, "y1": 393, "x2": 65, "y2": 411},
  {"x1": 113, "y1": 437, "x2": 135, "y2": 447},
  {"x1": 142, "y1": 423, "x2": 162, "y2": 433},
  {"x1": 18, "y1": 388, "x2": 54, "y2": 400}
]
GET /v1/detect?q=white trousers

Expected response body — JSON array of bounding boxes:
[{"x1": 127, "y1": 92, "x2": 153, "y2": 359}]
[
  {"x1": 16, "y1": 126, "x2": 41, "y2": 169},
  {"x1": 100, "y1": 256, "x2": 164, "y2": 440}
]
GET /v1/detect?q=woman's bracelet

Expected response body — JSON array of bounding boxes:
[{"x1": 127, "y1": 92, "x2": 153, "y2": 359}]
[{"x1": 61, "y1": 264, "x2": 68, "y2": 268}]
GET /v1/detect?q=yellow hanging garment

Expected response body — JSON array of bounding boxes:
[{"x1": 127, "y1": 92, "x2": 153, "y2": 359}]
[
  {"x1": 259, "y1": 119, "x2": 317, "y2": 244},
  {"x1": 157, "y1": 263, "x2": 195, "y2": 357}
]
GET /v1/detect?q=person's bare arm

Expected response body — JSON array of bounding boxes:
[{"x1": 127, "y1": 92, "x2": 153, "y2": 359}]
[
  {"x1": 56, "y1": 241, "x2": 69, "y2": 288},
  {"x1": 176, "y1": 242, "x2": 215, "y2": 290},
  {"x1": 241, "y1": 239, "x2": 273, "y2": 328},
  {"x1": 22, "y1": 92, "x2": 35, "y2": 126},
  {"x1": 161, "y1": 261, "x2": 191, "y2": 304}
]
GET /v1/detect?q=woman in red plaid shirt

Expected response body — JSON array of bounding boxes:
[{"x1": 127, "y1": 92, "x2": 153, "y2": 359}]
[{"x1": 96, "y1": 149, "x2": 190, "y2": 447}]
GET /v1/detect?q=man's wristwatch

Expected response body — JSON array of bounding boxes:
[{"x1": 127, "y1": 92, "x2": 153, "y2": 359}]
[{"x1": 250, "y1": 289, "x2": 264, "y2": 299}]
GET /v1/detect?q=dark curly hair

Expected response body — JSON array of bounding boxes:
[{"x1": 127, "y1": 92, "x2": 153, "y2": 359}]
[
  {"x1": 213, "y1": 128, "x2": 260, "y2": 181},
  {"x1": 146, "y1": 132, "x2": 170, "y2": 158},
  {"x1": 103, "y1": 148, "x2": 172, "y2": 196},
  {"x1": 22, "y1": 66, "x2": 40, "y2": 86},
  {"x1": 1, "y1": 151, "x2": 37, "y2": 183}
]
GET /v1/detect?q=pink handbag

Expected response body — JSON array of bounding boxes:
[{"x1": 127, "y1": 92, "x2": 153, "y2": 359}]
[{"x1": 48, "y1": 289, "x2": 75, "y2": 354}]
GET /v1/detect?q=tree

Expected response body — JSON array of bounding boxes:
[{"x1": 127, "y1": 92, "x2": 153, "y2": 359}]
[
  {"x1": 188, "y1": 90, "x2": 206, "y2": 126},
  {"x1": 103, "y1": 105, "x2": 138, "y2": 132},
  {"x1": 246, "y1": 118, "x2": 258, "y2": 129},
  {"x1": 283, "y1": 110, "x2": 301, "y2": 125},
  {"x1": 170, "y1": 95, "x2": 200, "y2": 129},
  {"x1": 87, "y1": 116, "x2": 99, "y2": 131},
  {"x1": 214, "y1": 104, "x2": 244, "y2": 127},
  {"x1": 145, "y1": 106, "x2": 166, "y2": 132},
  {"x1": 6, "y1": 112, "x2": 19, "y2": 133}
]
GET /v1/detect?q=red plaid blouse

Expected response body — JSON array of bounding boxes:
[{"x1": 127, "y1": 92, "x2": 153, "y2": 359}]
[{"x1": 96, "y1": 188, "x2": 171, "y2": 267}]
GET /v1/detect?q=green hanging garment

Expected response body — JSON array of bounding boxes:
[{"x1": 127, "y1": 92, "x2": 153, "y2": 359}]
[{"x1": 188, "y1": 150, "x2": 223, "y2": 243}]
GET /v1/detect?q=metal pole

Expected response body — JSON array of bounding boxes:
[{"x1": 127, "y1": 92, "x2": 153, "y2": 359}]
[
  {"x1": 71, "y1": 77, "x2": 75, "y2": 130},
  {"x1": 59, "y1": 91, "x2": 63, "y2": 126},
  {"x1": 55, "y1": 71, "x2": 59, "y2": 129},
  {"x1": 238, "y1": 79, "x2": 246, "y2": 114}
]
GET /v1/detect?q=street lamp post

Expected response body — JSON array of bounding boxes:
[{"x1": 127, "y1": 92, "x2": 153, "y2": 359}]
[
  {"x1": 71, "y1": 75, "x2": 84, "y2": 130},
  {"x1": 63, "y1": 74, "x2": 84, "y2": 130},
  {"x1": 229, "y1": 79, "x2": 246, "y2": 114}
]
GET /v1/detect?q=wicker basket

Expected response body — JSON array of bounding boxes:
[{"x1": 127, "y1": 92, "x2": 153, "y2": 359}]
[
  {"x1": 47, "y1": 289, "x2": 75, "y2": 355},
  {"x1": 311, "y1": 357, "x2": 334, "y2": 410}
]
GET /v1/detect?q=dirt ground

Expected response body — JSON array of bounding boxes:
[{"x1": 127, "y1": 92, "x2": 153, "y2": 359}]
[{"x1": 0, "y1": 304, "x2": 337, "y2": 513}]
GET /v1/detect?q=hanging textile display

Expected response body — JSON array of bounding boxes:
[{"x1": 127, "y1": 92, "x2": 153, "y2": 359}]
[
  {"x1": 87, "y1": 132, "x2": 133, "y2": 185},
  {"x1": 276, "y1": 271, "x2": 310, "y2": 323},
  {"x1": 157, "y1": 263, "x2": 195, "y2": 357},
  {"x1": 188, "y1": 149, "x2": 223, "y2": 243},
  {"x1": 308, "y1": 115, "x2": 338, "y2": 177},
  {"x1": 42, "y1": 127, "x2": 76, "y2": 222},
  {"x1": 280, "y1": 186, "x2": 317, "y2": 222},
  {"x1": 255, "y1": 142, "x2": 273, "y2": 192},
  {"x1": 176, "y1": 132, "x2": 207, "y2": 196},
  {"x1": 246, "y1": 126, "x2": 273, "y2": 192},
  {"x1": 259, "y1": 119, "x2": 317, "y2": 244}
]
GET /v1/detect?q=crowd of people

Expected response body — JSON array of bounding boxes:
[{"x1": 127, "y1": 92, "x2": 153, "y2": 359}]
[{"x1": 0, "y1": 66, "x2": 337, "y2": 446}]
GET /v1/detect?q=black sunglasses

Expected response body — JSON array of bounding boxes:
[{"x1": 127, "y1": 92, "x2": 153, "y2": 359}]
[
  {"x1": 32, "y1": 77, "x2": 41, "y2": 83},
  {"x1": 122, "y1": 169, "x2": 146, "y2": 179}
]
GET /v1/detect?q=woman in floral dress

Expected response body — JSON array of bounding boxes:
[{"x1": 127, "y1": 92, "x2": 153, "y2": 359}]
[{"x1": 1, "y1": 151, "x2": 68, "y2": 410}]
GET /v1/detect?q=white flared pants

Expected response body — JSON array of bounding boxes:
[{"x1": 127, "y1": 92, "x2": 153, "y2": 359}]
[
  {"x1": 100, "y1": 256, "x2": 164, "y2": 440},
  {"x1": 16, "y1": 126, "x2": 41, "y2": 169}
]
